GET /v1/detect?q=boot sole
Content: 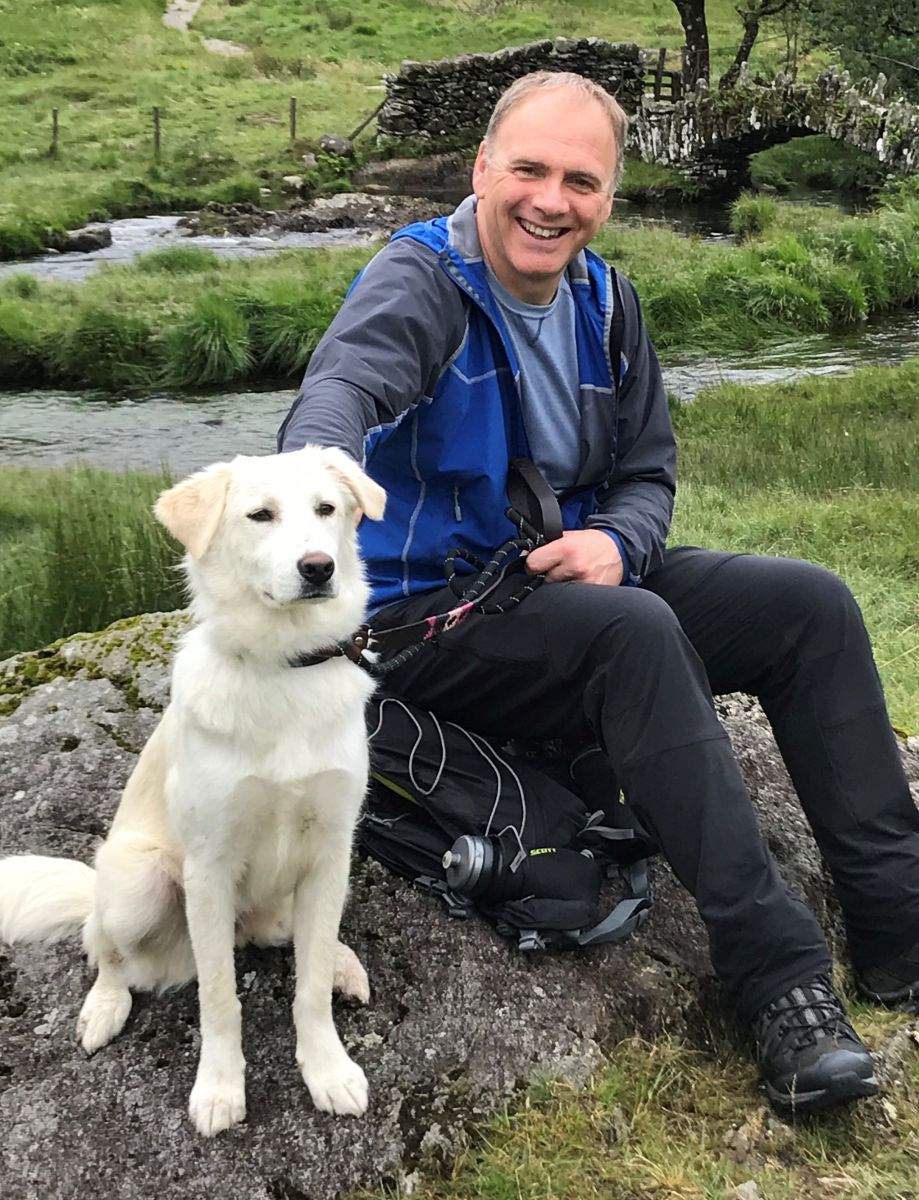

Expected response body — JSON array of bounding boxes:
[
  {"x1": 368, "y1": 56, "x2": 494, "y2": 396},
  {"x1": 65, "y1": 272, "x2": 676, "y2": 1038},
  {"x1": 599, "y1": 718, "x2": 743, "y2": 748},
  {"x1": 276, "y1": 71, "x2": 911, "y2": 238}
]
[
  {"x1": 857, "y1": 980, "x2": 918, "y2": 1007},
  {"x1": 765, "y1": 1071, "x2": 879, "y2": 1115}
]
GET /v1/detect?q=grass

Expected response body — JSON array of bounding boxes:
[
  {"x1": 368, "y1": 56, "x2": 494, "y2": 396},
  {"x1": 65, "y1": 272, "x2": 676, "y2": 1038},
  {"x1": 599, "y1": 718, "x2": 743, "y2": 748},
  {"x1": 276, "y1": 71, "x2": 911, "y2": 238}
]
[
  {"x1": 0, "y1": 465, "x2": 182, "y2": 661},
  {"x1": 0, "y1": 0, "x2": 802, "y2": 259},
  {"x1": 670, "y1": 361, "x2": 919, "y2": 733},
  {"x1": 750, "y1": 135, "x2": 888, "y2": 197},
  {"x1": 4, "y1": 196, "x2": 919, "y2": 390},
  {"x1": 352, "y1": 1018, "x2": 919, "y2": 1200},
  {"x1": 2, "y1": 359, "x2": 916, "y2": 730}
]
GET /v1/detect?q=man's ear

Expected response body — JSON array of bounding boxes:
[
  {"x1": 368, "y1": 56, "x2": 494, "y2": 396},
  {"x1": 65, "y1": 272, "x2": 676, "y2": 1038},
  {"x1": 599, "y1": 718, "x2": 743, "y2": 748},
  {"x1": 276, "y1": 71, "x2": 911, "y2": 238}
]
[
  {"x1": 319, "y1": 447, "x2": 386, "y2": 522},
  {"x1": 472, "y1": 140, "x2": 488, "y2": 198},
  {"x1": 154, "y1": 464, "x2": 232, "y2": 559}
]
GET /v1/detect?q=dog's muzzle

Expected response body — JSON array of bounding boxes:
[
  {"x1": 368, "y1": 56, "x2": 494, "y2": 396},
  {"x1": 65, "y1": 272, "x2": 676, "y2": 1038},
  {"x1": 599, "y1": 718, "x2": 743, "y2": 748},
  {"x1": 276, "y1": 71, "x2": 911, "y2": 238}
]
[{"x1": 297, "y1": 552, "x2": 336, "y2": 600}]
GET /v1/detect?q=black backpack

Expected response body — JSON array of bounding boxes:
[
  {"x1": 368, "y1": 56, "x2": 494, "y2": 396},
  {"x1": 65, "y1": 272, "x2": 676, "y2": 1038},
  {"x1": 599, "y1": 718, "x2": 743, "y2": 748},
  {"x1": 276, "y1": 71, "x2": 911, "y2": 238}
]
[{"x1": 359, "y1": 695, "x2": 656, "y2": 953}]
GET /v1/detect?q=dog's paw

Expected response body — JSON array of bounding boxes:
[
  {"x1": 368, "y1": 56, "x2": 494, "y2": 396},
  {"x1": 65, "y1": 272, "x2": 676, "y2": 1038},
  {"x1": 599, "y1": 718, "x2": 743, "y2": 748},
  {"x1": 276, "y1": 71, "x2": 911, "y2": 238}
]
[
  {"x1": 188, "y1": 1075, "x2": 247, "y2": 1137},
  {"x1": 77, "y1": 985, "x2": 132, "y2": 1054},
  {"x1": 301, "y1": 1054, "x2": 369, "y2": 1117},
  {"x1": 333, "y1": 942, "x2": 370, "y2": 1005}
]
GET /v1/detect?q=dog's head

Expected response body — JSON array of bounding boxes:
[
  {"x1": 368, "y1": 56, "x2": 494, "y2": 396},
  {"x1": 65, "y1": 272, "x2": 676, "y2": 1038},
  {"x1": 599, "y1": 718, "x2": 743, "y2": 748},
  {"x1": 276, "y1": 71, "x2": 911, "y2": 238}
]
[{"x1": 154, "y1": 447, "x2": 385, "y2": 614}]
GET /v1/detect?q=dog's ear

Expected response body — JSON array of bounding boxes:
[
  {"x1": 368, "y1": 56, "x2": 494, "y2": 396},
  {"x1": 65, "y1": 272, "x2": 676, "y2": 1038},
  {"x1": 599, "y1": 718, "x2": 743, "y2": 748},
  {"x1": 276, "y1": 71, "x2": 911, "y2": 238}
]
[
  {"x1": 320, "y1": 447, "x2": 386, "y2": 522},
  {"x1": 154, "y1": 464, "x2": 232, "y2": 559}
]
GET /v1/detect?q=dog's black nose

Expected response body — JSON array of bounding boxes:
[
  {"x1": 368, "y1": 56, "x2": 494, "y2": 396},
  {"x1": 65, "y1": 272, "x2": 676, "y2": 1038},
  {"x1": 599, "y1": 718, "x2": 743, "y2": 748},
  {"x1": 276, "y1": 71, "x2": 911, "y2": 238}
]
[{"x1": 297, "y1": 553, "x2": 335, "y2": 584}]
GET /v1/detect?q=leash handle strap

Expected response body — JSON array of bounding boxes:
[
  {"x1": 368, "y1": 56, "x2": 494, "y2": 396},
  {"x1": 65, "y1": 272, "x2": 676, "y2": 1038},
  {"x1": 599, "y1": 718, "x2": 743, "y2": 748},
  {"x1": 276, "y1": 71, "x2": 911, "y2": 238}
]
[{"x1": 507, "y1": 458, "x2": 563, "y2": 544}]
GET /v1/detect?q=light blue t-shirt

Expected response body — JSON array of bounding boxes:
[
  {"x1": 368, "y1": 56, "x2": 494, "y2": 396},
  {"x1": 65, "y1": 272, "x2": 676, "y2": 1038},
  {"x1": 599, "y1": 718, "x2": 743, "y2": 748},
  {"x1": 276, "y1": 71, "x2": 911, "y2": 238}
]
[{"x1": 486, "y1": 268, "x2": 581, "y2": 492}]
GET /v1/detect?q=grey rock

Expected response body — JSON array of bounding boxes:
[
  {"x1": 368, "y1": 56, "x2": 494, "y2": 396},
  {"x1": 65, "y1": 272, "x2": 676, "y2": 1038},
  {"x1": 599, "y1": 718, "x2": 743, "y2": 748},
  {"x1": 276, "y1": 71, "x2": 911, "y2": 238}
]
[
  {"x1": 49, "y1": 224, "x2": 113, "y2": 254},
  {"x1": 727, "y1": 1183, "x2": 763, "y2": 1200},
  {"x1": 353, "y1": 152, "x2": 472, "y2": 204},
  {"x1": 1, "y1": 615, "x2": 917, "y2": 1198},
  {"x1": 319, "y1": 134, "x2": 355, "y2": 159}
]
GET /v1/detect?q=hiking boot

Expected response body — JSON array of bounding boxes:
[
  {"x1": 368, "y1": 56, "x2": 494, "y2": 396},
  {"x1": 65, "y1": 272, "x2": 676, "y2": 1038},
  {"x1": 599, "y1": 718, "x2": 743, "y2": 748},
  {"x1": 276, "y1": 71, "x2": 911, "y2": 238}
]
[
  {"x1": 753, "y1": 975, "x2": 878, "y2": 1114},
  {"x1": 856, "y1": 942, "x2": 919, "y2": 1006}
]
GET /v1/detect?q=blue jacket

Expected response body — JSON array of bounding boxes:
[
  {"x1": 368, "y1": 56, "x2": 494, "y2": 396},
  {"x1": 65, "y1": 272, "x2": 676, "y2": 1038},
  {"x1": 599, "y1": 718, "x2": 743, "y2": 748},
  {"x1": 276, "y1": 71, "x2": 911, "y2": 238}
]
[{"x1": 278, "y1": 196, "x2": 676, "y2": 612}]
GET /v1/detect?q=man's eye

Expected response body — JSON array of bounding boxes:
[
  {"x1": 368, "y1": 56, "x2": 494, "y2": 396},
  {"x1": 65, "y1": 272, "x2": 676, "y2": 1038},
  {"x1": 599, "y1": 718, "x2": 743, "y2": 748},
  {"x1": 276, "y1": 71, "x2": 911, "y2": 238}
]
[
  {"x1": 247, "y1": 508, "x2": 275, "y2": 522},
  {"x1": 316, "y1": 502, "x2": 336, "y2": 517}
]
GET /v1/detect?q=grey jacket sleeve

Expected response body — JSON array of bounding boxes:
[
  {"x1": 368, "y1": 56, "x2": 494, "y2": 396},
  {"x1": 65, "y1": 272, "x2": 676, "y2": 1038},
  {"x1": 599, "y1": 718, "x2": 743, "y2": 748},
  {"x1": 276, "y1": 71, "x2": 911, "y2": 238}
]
[
  {"x1": 277, "y1": 237, "x2": 467, "y2": 460},
  {"x1": 584, "y1": 275, "x2": 676, "y2": 582}
]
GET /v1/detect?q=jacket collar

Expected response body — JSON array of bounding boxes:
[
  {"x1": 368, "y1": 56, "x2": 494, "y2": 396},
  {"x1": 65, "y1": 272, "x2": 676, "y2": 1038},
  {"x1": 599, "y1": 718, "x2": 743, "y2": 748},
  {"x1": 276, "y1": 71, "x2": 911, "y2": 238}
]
[{"x1": 444, "y1": 194, "x2": 591, "y2": 289}]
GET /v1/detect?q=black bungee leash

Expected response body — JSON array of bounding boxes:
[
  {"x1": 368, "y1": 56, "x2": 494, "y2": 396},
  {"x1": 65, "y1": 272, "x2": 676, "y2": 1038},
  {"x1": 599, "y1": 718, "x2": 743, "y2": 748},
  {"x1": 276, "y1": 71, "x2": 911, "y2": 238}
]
[{"x1": 289, "y1": 459, "x2": 561, "y2": 676}]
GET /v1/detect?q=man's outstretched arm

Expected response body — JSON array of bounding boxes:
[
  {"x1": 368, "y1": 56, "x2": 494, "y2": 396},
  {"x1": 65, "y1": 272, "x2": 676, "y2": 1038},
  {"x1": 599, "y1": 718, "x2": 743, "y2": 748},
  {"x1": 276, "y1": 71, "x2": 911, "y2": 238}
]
[{"x1": 277, "y1": 238, "x2": 466, "y2": 460}]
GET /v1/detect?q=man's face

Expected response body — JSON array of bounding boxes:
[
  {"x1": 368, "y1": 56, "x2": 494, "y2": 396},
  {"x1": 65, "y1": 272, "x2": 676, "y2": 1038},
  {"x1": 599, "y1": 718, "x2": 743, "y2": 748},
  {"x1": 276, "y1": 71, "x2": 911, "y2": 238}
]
[{"x1": 472, "y1": 87, "x2": 616, "y2": 305}]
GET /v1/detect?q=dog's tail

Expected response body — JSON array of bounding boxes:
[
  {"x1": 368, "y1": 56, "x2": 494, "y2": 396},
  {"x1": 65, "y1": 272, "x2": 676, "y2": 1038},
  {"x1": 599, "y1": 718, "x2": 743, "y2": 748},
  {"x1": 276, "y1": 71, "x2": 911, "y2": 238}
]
[{"x1": 0, "y1": 855, "x2": 95, "y2": 945}]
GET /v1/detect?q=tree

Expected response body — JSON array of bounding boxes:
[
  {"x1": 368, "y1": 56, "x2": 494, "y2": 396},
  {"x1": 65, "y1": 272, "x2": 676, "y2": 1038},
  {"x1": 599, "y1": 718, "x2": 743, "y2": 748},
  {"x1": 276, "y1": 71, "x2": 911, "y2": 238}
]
[
  {"x1": 671, "y1": 0, "x2": 711, "y2": 91},
  {"x1": 720, "y1": 1, "x2": 796, "y2": 89},
  {"x1": 801, "y1": 0, "x2": 919, "y2": 99}
]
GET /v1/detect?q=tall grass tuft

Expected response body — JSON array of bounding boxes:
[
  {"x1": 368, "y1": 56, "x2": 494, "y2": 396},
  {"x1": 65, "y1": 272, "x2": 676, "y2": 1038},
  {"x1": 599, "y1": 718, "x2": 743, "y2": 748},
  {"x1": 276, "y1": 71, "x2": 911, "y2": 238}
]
[
  {"x1": 0, "y1": 299, "x2": 47, "y2": 381},
  {"x1": 47, "y1": 305, "x2": 160, "y2": 390},
  {"x1": 163, "y1": 295, "x2": 253, "y2": 387},
  {"x1": 243, "y1": 281, "x2": 342, "y2": 375},
  {"x1": 134, "y1": 246, "x2": 221, "y2": 275},
  {"x1": 730, "y1": 192, "x2": 780, "y2": 239},
  {"x1": 0, "y1": 466, "x2": 183, "y2": 659}
]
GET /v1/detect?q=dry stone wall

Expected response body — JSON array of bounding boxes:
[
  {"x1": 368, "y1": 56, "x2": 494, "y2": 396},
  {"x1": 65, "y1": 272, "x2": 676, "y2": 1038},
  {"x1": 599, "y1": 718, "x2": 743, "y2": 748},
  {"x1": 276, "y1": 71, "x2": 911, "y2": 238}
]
[{"x1": 378, "y1": 37, "x2": 645, "y2": 146}]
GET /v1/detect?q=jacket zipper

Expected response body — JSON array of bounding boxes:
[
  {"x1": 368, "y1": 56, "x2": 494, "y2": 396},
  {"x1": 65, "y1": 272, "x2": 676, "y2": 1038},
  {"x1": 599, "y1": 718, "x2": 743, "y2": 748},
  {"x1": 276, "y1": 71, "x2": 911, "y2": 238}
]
[{"x1": 453, "y1": 485, "x2": 462, "y2": 522}]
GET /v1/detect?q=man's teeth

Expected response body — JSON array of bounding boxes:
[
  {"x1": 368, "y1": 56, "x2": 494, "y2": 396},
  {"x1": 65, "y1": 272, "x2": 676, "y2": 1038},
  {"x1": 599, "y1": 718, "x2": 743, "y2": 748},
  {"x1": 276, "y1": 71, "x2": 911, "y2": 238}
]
[{"x1": 519, "y1": 219, "x2": 563, "y2": 240}]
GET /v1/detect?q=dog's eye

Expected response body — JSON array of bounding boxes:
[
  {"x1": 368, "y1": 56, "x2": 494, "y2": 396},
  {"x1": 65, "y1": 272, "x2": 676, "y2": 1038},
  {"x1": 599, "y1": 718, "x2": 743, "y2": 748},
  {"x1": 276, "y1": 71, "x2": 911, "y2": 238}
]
[
  {"x1": 316, "y1": 502, "x2": 336, "y2": 518},
  {"x1": 247, "y1": 508, "x2": 275, "y2": 523}
]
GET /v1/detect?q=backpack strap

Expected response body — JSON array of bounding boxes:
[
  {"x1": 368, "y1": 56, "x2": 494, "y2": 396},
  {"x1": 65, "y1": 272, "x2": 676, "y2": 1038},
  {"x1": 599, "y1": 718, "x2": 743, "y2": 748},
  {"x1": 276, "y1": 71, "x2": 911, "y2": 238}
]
[
  {"x1": 575, "y1": 858, "x2": 653, "y2": 948},
  {"x1": 609, "y1": 268, "x2": 630, "y2": 400},
  {"x1": 507, "y1": 457, "x2": 563, "y2": 544}
]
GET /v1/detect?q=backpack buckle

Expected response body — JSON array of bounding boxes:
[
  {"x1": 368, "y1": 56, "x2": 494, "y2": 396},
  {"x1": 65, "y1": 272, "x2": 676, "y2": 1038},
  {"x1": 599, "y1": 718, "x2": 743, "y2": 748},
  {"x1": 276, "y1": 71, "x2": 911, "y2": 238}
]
[
  {"x1": 413, "y1": 875, "x2": 473, "y2": 919},
  {"x1": 517, "y1": 929, "x2": 547, "y2": 954}
]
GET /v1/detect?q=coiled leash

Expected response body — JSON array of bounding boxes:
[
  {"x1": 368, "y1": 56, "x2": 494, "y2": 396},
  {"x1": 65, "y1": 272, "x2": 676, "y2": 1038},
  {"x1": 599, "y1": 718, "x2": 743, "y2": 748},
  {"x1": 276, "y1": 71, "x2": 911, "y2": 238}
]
[{"x1": 289, "y1": 459, "x2": 561, "y2": 676}]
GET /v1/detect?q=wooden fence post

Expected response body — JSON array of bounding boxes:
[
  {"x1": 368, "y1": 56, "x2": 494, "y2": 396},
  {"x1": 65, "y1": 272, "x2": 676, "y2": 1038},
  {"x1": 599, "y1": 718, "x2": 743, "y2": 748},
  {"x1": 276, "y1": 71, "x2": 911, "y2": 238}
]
[
  {"x1": 153, "y1": 106, "x2": 161, "y2": 159},
  {"x1": 654, "y1": 47, "x2": 666, "y2": 101},
  {"x1": 289, "y1": 96, "x2": 297, "y2": 145},
  {"x1": 50, "y1": 108, "x2": 60, "y2": 159}
]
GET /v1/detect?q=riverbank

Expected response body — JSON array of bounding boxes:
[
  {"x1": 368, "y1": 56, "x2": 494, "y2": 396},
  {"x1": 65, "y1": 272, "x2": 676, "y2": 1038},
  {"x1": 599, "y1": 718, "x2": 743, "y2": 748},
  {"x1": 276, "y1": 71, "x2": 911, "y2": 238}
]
[
  {"x1": 2, "y1": 360, "x2": 915, "y2": 731},
  {"x1": 3, "y1": 193, "x2": 918, "y2": 390},
  {"x1": 0, "y1": 0, "x2": 753, "y2": 262}
]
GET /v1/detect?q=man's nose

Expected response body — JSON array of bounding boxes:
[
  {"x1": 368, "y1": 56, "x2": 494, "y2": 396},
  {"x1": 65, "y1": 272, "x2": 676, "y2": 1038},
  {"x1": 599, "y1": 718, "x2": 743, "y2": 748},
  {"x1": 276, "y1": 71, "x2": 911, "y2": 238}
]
[
  {"x1": 297, "y1": 553, "x2": 335, "y2": 584},
  {"x1": 532, "y1": 176, "x2": 567, "y2": 214}
]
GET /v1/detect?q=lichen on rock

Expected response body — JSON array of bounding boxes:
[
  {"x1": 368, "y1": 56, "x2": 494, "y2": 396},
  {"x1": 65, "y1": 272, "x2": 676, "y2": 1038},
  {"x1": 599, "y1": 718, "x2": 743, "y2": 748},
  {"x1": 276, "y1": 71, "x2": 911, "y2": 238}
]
[{"x1": 0, "y1": 614, "x2": 917, "y2": 1198}]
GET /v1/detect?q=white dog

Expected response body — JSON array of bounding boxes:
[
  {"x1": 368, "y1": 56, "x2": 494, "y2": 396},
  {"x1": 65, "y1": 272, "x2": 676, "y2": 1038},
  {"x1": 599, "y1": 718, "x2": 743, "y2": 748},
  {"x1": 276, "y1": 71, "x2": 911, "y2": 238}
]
[{"x1": 0, "y1": 445, "x2": 385, "y2": 1137}]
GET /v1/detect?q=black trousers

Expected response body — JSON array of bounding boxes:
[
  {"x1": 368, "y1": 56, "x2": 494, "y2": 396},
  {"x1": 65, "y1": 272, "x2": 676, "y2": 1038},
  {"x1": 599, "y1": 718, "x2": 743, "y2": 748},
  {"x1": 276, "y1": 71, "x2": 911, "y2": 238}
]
[{"x1": 374, "y1": 547, "x2": 919, "y2": 1020}]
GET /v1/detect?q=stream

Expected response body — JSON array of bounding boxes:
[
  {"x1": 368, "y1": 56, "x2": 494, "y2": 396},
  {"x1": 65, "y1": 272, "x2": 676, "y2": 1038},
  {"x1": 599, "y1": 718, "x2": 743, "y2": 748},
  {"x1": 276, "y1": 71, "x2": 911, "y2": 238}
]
[
  {"x1": 1, "y1": 191, "x2": 910, "y2": 473},
  {"x1": 2, "y1": 307, "x2": 917, "y2": 474}
]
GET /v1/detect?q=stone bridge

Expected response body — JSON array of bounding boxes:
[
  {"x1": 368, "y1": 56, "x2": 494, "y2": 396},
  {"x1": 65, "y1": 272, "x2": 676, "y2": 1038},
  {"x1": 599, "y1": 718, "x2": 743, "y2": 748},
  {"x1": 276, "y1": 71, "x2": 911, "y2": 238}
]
[
  {"x1": 632, "y1": 65, "x2": 919, "y2": 190},
  {"x1": 378, "y1": 41, "x2": 919, "y2": 193}
]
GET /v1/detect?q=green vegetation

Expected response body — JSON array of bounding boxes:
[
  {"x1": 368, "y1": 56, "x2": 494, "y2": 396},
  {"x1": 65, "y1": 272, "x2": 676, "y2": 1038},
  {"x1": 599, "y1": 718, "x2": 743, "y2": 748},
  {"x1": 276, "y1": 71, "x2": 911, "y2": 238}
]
[
  {"x1": 2, "y1": 360, "x2": 916, "y2": 734},
  {"x1": 0, "y1": 465, "x2": 181, "y2": 660},
  {"x1": 596, "y1": 193, "x2": 919, "y2": 352},
  {"x1": 750, "y1": 134, "x2": 888, "y2": 196},
  {"x1": 352, "y1": 1017, "x2": 919, "y2": 1199},
  {"x1": 670, "y1": 361, "x2": 919, "y2": 732},
  {"x1": 3, "y1": 196, "x2": 919, "y2": 388},
  {"x1": 0, "y1": 245, "x2": 370, "y2": 389},
  {"x1": 0, "y1": 0, "x2": 792, "y2": 260}
]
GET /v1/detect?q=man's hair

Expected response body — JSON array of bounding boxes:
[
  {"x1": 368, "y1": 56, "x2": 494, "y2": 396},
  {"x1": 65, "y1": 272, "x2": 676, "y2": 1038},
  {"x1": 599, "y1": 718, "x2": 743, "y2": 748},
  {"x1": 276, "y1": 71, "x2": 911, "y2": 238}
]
[{"x1": 483, "y1": 71, "x2": 629, "y2": 194}]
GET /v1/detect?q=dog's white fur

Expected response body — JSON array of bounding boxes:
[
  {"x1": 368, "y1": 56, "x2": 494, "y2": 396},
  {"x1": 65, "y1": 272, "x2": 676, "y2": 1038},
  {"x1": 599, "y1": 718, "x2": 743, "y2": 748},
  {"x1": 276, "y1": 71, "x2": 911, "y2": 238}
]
[{"x1": 0, "y1": 445, "x2": 386, "y2": 1137}]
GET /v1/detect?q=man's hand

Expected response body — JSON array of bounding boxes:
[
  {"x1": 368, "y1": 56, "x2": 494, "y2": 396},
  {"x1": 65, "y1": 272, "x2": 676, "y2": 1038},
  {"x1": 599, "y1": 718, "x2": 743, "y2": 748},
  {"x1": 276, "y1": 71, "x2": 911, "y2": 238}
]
[{"x1": 524, "y1": 530, "x2": 624, "y2": 586}]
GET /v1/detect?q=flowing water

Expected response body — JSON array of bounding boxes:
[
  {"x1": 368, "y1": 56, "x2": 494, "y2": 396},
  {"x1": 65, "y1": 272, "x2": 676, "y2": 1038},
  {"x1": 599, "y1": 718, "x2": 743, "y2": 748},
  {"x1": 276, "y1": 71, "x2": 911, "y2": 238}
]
[
  {"x1": 1, "y1": 191, "x2": 912, "y2": 472},
  {"x1": 3, "y1": 307, "x2": 918, "y2": 474},
  {"x1": 0, "y1": 216, "x2": 378, "y2": 285}
]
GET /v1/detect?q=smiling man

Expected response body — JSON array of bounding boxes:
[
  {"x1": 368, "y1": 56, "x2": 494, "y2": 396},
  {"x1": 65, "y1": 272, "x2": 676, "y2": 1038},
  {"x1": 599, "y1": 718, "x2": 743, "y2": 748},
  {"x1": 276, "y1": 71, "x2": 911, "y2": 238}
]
[{"x1": 279, "y1": 73, "x2": 919, "y2": 1115}]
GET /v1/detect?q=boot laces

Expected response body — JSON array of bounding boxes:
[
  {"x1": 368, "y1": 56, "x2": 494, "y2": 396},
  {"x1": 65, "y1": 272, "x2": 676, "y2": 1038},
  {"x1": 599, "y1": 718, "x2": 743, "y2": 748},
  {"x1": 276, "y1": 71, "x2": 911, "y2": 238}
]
[{"x1": 755, "y1": 976, "x2": 853, "y2": 1058}]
